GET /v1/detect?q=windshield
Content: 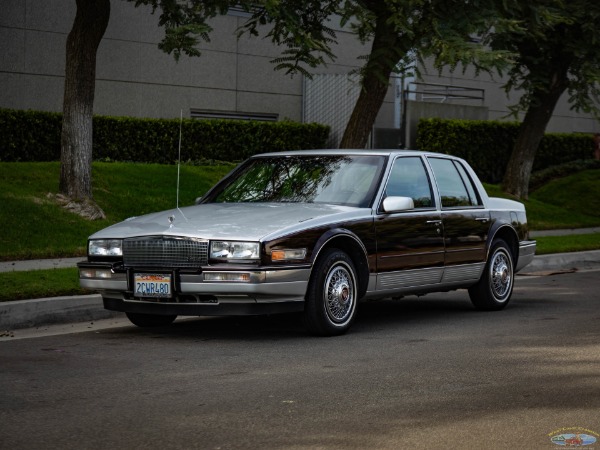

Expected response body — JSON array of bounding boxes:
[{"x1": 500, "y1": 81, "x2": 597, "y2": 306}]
[{"x1": 206, "y1": 155, "x2": 386, "y2": 207}]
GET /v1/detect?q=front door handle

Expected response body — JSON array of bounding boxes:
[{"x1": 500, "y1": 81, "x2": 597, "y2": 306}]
[{"x1": 426, "y1": 219, "x2": 442, "y2": 234}]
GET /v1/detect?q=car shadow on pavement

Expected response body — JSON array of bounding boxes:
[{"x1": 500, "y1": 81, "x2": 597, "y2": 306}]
[{"x1": 103, "y1": 290, "x2": 543, "y2": 341}]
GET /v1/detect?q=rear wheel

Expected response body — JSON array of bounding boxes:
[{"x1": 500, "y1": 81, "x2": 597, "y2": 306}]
[
  {"x1": 126, "y1": 312, "x2": 177, "y2": 327},
  {"x1": 304, "y1": 248, "x2": 358, "y2": 336},
  {"x1": 469, "y1": 238, "x2": 514, "y2": 311}
]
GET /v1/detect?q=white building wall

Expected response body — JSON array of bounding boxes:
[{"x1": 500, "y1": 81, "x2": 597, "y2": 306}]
[
  {"x1": 1, "y1": 1, "x2": 596, "y2": 136},
  {"x1": 418, "y1": 60, "x2": 598, "y2": 134},
  {"x1": 0, "y1": 0, "x2": 377, "y2": 123}
]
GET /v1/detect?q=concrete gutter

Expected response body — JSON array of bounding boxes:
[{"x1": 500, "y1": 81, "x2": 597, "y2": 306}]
[{"x1": 1, "y1": 250, "x2": 599, "y2": 331}]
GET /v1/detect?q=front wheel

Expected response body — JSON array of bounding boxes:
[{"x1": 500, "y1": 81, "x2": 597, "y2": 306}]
[
  {"x1": 304, "y1": 248, "x2": 358, "y2": 336},
  {"x1": 126, "y1": 312, "x2": 177, "y2": 327},
  {"x1": 469, "y1": 238, "x2": 514, "y2": 311}
]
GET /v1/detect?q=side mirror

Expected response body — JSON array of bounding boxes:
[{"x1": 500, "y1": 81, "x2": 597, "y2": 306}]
[
  {"x1": 195, "y1": 196, "x2": 203, "y2": 205},
  {"x1": 382, "y1": 196, "x2": 414, "y2": 213}
]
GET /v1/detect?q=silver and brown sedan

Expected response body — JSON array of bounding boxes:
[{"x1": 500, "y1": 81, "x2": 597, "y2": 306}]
[{"x1": 79, "y1": 150, "x2": 536, "y2": 335}]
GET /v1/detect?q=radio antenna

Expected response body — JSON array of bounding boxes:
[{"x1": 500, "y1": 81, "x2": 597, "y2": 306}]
[{"x1": 176, "y1": 109, "x2": 183, "y2": 210}]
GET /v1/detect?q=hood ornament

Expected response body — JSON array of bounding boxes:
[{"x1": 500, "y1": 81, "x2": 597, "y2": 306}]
[{"x1": 168, "y1": 215, "x2": 175, "y2": 228}]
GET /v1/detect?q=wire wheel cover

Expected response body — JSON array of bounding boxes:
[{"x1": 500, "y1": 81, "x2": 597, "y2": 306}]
[
  {"x1": 491, "y1": 250, "x2": 512, "y2": 300},
  {"x1": 325, "y1": 264, "x2": 355, "y2": 323}
]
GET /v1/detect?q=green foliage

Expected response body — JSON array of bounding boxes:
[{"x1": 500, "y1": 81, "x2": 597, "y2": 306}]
[
  {"x1": 0, "y1": 108, "x2": 329, "y2": 163},
  {"x1": 417, "y1": 118, "x2": 594, "y2": 182},
  {"x1": 131, "y1": 0, "x2": 250, "y2": 60},
  {"x1": 0, "y1": 109, "x2": 62, "y2": 162},
  {"x1": 240, "y1": 0, "x2": 513, "y2": 81},
  {"x1": 241, "y1": 0, "x2": 341, "y2": 78},
  {"x1": 490, "y1": 0, "x2": 600, "y2": 118}
]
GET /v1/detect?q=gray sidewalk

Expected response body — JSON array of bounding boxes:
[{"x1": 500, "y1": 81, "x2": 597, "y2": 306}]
[
  {"x1": 529, "y1": 226, "x2": 600, "y2": 238},
  {"x1": 1, "y1": 229, "x2": 599, "y2": 331},
  {"x1": 0, "y1": 257, "x2": 85, "y2": 273}
]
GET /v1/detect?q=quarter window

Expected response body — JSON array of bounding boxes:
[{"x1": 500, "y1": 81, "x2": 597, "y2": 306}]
[{"x1": 428, "y1": 157, "x2": 482, "y2": 208}]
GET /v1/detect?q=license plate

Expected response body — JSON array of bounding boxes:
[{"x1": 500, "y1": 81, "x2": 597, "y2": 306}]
[{"x1": 134, "y1": 273, "x2": 172, "y2": 298}]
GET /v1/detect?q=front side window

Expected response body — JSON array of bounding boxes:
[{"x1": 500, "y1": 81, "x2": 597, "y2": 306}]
[
  {"x1": 206, "y1": 155, "x2": 386, "y2": 208},
  {"x1": 384, "y1": 156, "x2": 434, "y2": 208},
  {"x1": 428, "y1": 157, "x2": 482, "y2": 208}
]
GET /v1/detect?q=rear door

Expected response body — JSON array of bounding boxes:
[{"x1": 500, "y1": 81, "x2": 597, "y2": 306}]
[{"x1": 427, "y1": 157, "x2": 491, "y2": 282}]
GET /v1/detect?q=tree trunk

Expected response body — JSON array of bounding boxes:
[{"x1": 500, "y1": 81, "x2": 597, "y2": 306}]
[
  {"x1": 502, "y1": 77, "x2": 568, "y2": 199},
  {"x1": 60, "y1": 0, "x2": 110, "y2": 205},
  {"x1": 339, "y1": 10, "x2": 402, "y2": 149}
]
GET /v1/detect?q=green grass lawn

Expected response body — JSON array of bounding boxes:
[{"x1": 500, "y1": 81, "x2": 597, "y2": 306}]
[
  {"x1": 483, "y1": 169, "x2": 600, "y2": 230},
  {"x1": 0, "y1": 162, "x2": 598, "y2": 302},
  {"x1": 535, "y1": 233, "x2": 600, "y2": 255},
  {"x1": 0, "y1": 268, "x2": 87, "y2": 302},
  {"x1": 0, "y1": 161, "x2": 234, "y2": 260}
]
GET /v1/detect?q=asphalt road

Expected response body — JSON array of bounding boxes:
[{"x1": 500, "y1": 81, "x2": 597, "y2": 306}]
[{"x1": 1, "y1": 269, "x2": 599, "y2": 450}]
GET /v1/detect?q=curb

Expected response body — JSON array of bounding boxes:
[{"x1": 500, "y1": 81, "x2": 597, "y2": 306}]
[
  {"x1": 1, "y1": 251, "x2": 599, "y2": 331},
  {"x1": 520, "y1": 249, "x2": 600, "y2": 273},
  {"x1": 0, "y1": 295, "x2": 120, "y2": 331}
]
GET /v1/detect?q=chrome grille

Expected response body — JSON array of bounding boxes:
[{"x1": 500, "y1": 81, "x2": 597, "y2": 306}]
[{"x1": 123, "y1": 237, "x2": 208, "y2": 268}]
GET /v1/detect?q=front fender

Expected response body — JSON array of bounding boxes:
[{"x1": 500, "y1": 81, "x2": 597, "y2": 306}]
[{"x1": 310, "y1": 228, "x2": 371, "y2": 298}]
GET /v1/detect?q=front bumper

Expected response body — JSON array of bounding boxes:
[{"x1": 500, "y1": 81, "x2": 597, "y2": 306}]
[{"x1": 79, "y1": 262, "x2": 310, "y2": 316}]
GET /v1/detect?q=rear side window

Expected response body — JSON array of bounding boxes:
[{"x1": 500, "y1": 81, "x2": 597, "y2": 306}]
[{"x1": 428, "y1": 158, "x2": 482, "y2": 208}]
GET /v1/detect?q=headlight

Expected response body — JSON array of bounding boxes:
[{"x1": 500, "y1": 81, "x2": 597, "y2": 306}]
[
  {"x1": 210, "y1": 241, "x2": 260, "y2": 262},
  {"x1": 88, "y1": 239, "x2": 123, "y2": 257}
]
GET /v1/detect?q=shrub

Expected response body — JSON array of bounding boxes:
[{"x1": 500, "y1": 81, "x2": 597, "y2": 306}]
[
  {"x1": 417, "y1": 118, "x2": 594, "y2": 183},
  {"x1": 0, "y1": 109, "x2": 62, "y2": 162},
  {"x1": 0, "y1": 108, "x2": 330, "y2": 163}
]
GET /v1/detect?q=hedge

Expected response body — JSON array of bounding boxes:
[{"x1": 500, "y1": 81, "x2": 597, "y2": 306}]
[
  {"x1": 0, "y1": 108, "x2": 330, "y2": 163},
  {"x1": 417, "y1": 118, "x2": 594, "y2": 183}
]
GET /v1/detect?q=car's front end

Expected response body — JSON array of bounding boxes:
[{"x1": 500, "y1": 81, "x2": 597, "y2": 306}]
[
  {"x1": 79, "y1": 233, "x2": 313, "y2": 317},
  {"x1": 78, "y1": 205, "x2": 335, "y2": 317},
  {"x1": 79, "y1": 152, "x2": 386, "y2": 324}
]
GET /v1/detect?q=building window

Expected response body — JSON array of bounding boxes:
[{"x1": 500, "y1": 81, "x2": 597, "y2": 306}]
[{"x1": 191, "y1": 110, "x2": 278, "y2": 122}]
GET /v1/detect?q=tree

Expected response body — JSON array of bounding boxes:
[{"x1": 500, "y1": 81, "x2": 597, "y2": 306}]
[
  {"x1": 60, "y1": 0, "x2": 509, "y2": 216},
  {"x1": 60, "y1": 0, "x2": 110, "y2": 219},
  {"x1": 491, "y1": 0, "x2": 600, "y2": 199},
  {"x1": 59, "y1": 0, "x2": 249, "y2": 218},
  {"x1": 242, "y1": 0, "x2": 510, "y2": 149}
]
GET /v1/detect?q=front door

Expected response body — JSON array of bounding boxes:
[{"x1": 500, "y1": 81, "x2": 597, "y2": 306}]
[{"x1": 375, "y1": 156, "x2": 445, "y2": 291}]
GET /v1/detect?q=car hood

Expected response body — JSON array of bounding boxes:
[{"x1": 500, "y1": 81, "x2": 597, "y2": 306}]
[{"x1": 90, "y1": 203, "x2": 371, "y2": 242}]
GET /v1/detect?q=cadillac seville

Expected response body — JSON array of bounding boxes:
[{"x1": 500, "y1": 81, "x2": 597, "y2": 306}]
[{"x1": 79, "y1": 150, "x2": 536, "y2": 335}]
